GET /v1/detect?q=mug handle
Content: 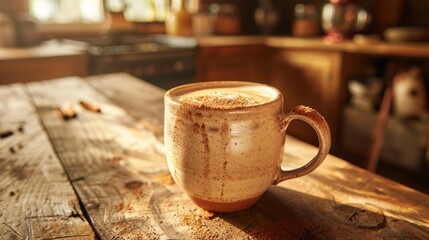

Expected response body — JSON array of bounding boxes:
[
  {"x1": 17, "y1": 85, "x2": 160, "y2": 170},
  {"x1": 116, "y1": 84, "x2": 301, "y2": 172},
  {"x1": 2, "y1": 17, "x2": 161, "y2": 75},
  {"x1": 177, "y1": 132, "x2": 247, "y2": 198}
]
[{"x1": 273, "y1": 105, "x2": 331, "y2": 185}]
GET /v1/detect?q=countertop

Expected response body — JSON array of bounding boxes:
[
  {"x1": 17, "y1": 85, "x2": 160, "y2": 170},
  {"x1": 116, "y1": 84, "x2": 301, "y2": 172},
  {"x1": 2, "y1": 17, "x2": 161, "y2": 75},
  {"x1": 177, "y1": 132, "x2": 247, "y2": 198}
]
[
  {"x1": 196, "y1": 35, "x2": 429, "y2": 58},
  {"x1": 0, "y1": 41, "x2": 85, "y2": 61},
  {"x1": 1, "y1": 72, "x2": 428, "y2": 239},
  {"x1": 2, "y1": 35, "x2": 429, "y2": 60}
]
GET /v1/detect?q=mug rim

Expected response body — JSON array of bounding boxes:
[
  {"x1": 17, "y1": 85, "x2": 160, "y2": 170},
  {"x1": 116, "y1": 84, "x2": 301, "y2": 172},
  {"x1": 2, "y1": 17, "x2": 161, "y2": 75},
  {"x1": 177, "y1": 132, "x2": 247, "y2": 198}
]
[{"x1": 165, "y1": 81, "x2": 282, "y2": 111}]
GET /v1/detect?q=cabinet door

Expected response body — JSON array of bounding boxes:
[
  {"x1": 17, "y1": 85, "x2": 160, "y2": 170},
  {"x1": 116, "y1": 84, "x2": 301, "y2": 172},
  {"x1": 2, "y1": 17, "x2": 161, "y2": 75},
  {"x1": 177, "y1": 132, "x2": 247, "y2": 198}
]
[
  {"x1": 196, "y1": 45, "x2": 266, "y2": 83},
  {"x1": 268, "y1": 49, "x2": 342, "y2": 147}
]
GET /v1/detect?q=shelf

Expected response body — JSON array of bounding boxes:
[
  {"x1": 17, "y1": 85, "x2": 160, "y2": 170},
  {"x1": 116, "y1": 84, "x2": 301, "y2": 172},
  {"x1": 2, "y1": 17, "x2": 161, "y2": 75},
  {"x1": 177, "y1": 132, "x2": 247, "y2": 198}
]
[{"x1": 265, "y1": 37, "x2": 429, "y2": 58}]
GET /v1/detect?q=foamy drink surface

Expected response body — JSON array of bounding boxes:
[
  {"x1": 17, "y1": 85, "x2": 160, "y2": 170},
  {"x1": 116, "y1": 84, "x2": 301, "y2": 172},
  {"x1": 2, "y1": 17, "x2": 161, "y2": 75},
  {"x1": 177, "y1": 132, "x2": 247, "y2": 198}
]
[{"x1": 179, "y1": 86, "x2": 275, "y2": 109}]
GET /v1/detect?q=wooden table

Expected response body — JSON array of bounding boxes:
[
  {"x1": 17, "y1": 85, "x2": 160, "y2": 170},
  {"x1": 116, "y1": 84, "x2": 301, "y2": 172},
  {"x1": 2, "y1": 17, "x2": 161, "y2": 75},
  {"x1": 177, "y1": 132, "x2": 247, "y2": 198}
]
[{"x1": 1, "y1": 73, "x2": 428, "y2": 239}]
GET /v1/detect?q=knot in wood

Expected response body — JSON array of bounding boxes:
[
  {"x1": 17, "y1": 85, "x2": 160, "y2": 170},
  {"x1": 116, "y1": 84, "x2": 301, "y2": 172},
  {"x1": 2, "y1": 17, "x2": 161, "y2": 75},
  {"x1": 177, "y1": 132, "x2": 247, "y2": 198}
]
[
  {"x1": 348, "y1": 208, "x2": 385, "y2": 229},
  {"x1": 334, "y1": 204, "x2": 386, "y2": 229}
]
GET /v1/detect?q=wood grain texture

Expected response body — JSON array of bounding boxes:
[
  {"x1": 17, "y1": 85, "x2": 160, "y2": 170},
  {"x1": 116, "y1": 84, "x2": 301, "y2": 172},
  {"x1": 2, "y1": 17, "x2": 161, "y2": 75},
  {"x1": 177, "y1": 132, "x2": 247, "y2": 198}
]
[
  {"x1": 25, "y1": 76, "x2": 173, "y2": 239},
  {"x1": 21, "y1": 73, "x2": 429, "y2": 239},
  {"x1": 0, "y1": 84, "x2": 94, "y2": 239},
  {"x1": 85, "y1": 73, "x2": 165, "y2": 141}
]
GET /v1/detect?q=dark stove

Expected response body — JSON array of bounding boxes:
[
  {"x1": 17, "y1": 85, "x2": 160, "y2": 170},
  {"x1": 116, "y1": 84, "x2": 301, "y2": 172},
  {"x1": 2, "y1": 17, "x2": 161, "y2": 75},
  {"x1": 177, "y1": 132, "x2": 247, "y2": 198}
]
[{"x1": 63, "y1": 35, "x2": 198, "y2": 90}]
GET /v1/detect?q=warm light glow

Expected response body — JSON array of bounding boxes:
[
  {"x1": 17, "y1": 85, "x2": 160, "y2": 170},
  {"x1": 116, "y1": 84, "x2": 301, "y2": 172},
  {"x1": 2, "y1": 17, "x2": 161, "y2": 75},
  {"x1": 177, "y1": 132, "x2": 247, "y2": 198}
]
[
  {"x1": 106, "y1": 0, "x2": 126, "y2": 12},
  {"x1": 29, "y1": 0, "x2": 55, "y2": 22},
  {"x1": 124, "y1": 0, "x2": 156, "y2": 22},
  {"x1": 28, "y1": 0, "x2": 104, "y2": 23},
  {"x1": 80, "y1": 0, "x2": 105, "y2": 23}
]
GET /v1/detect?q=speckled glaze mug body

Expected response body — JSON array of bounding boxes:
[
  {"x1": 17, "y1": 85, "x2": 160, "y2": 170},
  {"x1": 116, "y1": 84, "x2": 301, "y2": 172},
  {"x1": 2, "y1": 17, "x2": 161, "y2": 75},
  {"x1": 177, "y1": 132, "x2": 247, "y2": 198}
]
[{"x1": 164, "y1": 81, "x2": 331, "y2": 212}]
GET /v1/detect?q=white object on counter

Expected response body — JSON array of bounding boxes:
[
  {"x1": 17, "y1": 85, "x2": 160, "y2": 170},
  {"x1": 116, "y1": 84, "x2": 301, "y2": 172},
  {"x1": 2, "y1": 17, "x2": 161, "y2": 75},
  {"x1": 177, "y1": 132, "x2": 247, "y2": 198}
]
[{"x1": 393, "y1": 66, "x2": 428, "y2": 117}]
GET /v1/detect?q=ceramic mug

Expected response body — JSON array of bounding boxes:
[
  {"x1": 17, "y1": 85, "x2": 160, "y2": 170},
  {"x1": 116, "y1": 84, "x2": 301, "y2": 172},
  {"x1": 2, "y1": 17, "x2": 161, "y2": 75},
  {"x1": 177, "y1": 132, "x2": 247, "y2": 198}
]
[{"x1": 164, "y1": 81, "x2": 331, "y2": 212}]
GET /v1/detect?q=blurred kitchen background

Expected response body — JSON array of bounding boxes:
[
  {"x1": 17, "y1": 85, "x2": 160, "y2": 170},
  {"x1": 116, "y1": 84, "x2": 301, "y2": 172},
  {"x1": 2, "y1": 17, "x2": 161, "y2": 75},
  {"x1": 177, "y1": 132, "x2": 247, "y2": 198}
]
[{"x1": 1, "y1": 0, "x2": 428, "y2": 193}]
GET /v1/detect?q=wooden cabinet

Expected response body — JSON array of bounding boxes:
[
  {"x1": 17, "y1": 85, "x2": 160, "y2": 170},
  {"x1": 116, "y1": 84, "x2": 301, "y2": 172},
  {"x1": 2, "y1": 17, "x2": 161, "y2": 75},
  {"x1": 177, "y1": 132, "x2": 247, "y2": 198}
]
[
  {"x1": 267, "y1": 49, "x2": 342, "y2": 147},
  {"x1": 267, "y1": 49, "x2": 365, "y2": 151},
  {"x1": 196, "y1": 44, "x2": 267, "y2": 83}
]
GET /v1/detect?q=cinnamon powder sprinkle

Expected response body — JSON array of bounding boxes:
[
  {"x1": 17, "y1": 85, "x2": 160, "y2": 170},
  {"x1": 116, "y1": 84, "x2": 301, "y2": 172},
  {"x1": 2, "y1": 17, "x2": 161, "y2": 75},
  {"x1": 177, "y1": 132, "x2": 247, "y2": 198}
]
[
  {"x1": 183, "y1": 92, "x2": 262, "y2": 109},
  {"x1": 0, "y1": 130, "x2": 14, "y2": 139},
  {"x1": 154, "y1": 173, "x2": 175, "y2": 185},
  {"x1": 116, "y1": 202, "x2": 133, "y2": 212},
  {"x1": 196, "y1": 209, "x2": 216, "y2": 220},
  {"x1": 248, "y1": 219, "x2": 316, "y2": 240},
  {"x1": 124, "y1": 180, "x2": 146, "y2": 197},
  {"x1": 180, "y1": 210, "x2": 220, "y2": 239}
]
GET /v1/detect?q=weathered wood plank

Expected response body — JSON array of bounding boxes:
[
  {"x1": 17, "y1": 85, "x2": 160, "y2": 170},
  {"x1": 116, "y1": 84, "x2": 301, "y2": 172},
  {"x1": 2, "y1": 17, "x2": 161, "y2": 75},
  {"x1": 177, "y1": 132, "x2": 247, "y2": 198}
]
[
  {"x1": 0, "y1": 84, "x2": 95, "y2": 239},
  {"x1": 86, "y1": 73, "x2": 429, "y2": 239},
  {"x1": 21, "y1": 73, "x2": 429, "y2": 239},
  {"x1": 5, "y1": 72, "x2": 429, "y2": 239},
  {"x1": 86, "y1": 73, "x2": 165, "y2": 141},
  {"x1": 25, "y1": 76, "x2": 178, "y2": 239},
  {"x1": 85, "y1": 73, "x2": 165, "y2": 122},
  {"x1": 279, "y1": 139, "x2": 429, "y2": 239}
]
